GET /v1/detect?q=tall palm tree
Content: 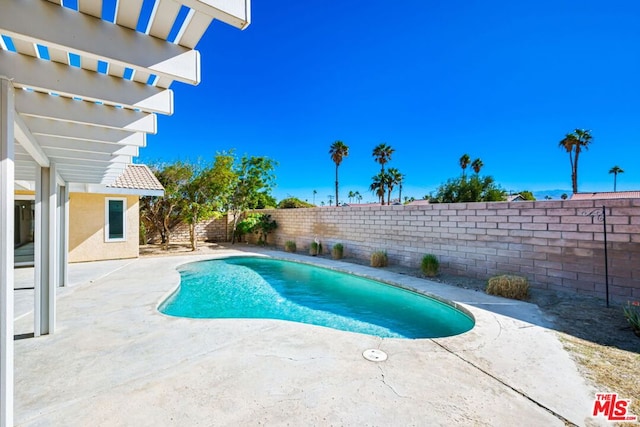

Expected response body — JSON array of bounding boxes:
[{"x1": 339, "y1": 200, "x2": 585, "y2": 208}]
[
  {"x1": 559, "y1": 129, "x2": 593, "y2": 194},
  {"x1": 369, "y1": 173, "x2": 386, "y2": 205},
  {"x1": 312, "y1": 189, "x2": 317, "y2": 205},
  {"x1": 459, "y1": 154, "x2": 471, "y2": 178},
  {"x1": 329, "y1": 140, "x2": 349, "y2": 206},
  {"x1": 355, "y1": 191, "x2": 363, "y2": 203},
  {"x1": 372, "y1": 143, "x2": 394, "y2": 172},
  {"x1": 609, "y1": 165, "x2": 624, "y2": 192},
  {"x1": 372, "y1": 143, "x2": 394, "y2": 204},
  {"x1": 386, "y1": 168, "x2": 403, "y2": 205},
  {"x1": 347, "y1": 190, "x2": 355, "y2": 203},
  {"x1": 471, "y1": 158, "x2": 483, "y2": 174}
]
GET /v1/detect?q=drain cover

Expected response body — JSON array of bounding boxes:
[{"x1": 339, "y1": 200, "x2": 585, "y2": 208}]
[{"x1": 362, "y1": 349, "x2": 388, "y2": 362}]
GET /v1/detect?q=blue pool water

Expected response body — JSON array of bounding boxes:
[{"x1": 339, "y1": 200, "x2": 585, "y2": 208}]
[{"x1": 159, "y1": 257, "x2": 475, "y2": 339}]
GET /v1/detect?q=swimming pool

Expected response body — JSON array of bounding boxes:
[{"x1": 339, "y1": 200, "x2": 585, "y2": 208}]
[{"x1": 159, "y1": 257, "x2": 475, "y2": 339}]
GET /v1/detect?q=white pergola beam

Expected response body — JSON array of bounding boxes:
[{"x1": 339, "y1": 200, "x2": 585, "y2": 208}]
[
  {"x1": 39, "y1": 138, "x2": 139, "y2": 157},
  {"x1": 13, "y1": 114, "x2": 50, "y2": 167},
  {"x1": 46, "y1": 155, "x2": 132, "y2": 166},
  {"x1": 23, "y1": 117, "x2": 146, "y2": 147},
  {"x1": 0, "y1": 51, "x2": 174, "y2": 115},
  {"x1": 0, "y1": 0, "x2": 201, "y2": 85},
  {"x1": 15, "y1": 91, "x2": 157, "y2": 134},
  {"x1": 181, "y1": 0, "x2": 251, "y2": 30}
]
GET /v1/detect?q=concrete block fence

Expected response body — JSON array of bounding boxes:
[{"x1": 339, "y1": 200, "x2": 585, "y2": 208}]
[
  {"x1": 147, "y1": 216, "x2": 233, "y2": 244},
  {"x1": 248, "y1": 199, "x2": 640, "y2": 302}
]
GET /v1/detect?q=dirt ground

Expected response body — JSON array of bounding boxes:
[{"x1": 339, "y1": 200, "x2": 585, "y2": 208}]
[{"x1": 141, "y1": 242, "x2": 640, "y2": 420}]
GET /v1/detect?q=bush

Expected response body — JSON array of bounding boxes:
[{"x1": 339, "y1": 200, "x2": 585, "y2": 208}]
[
  {"x1": 332, "y1": 243, "x2": 344, "y2": 260},
  {"x1": 284, "y1": 241, "x2": 296, "y2": 253},
  {"x1": 420, "y1": 254, "x2": 439, "y2": 277},
  {"x1": 623, "y1": 301, "x2": 640, "y2": 337},
  {"x1": 370, "y1": 250, "x2": 388, "y2": 268},
  {"x1": 277, "y1": 197, "x2": 315, "y2": 208},
  {"x1": 486, "y1": 275, "x2": 529, "y2": 300},
  {"x1": 309, "y1": 241, "x2": 322, "y2": 256}
]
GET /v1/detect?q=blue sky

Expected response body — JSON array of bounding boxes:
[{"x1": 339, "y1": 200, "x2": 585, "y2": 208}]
[{"x1": 140, "y1": 0, "x2": 640, "y2": 204}]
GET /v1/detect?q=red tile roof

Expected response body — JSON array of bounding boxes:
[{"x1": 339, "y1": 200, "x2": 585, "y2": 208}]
[{"x1": 570, "y1": 191, "x2": 640, "y2": 200}]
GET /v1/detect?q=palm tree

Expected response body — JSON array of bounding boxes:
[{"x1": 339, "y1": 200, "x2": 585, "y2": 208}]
[
  {"x1": 372, "y1": 143, "x2": 394, "y2": 172},
  {"x1": 471, "y1": 158, "x2": 483, "y2": 174},
  {"x1": 372, "y1": 143, "x2": 394, "y2": 202},
  {"x1": 386, "y1": 168, "x2": 403, "y2": 205},
  {"x1": 559, "y1": 129, "x2": 593, "y2": 194},
  {"x1": 347, "y1": 190, "x2": 355, "y2": 203},
  {"x1": 459, "y1": 154, "x2": 471, "y2": 178},
  {"x1": 609, "y1": 165, "x2": 624, "y2": 192},
  {"x1": 312, "y1": 189, "x2": 317, "y2": 205},
  {"x1": 369, "y1": 173, "x2": 386, "y2": 205},
  {"x1": 329, "y1": 141, "x2": 349, "y2": 206},
  {"x1": 355, "y1": 191, "x2": 363, "y2": 203}
]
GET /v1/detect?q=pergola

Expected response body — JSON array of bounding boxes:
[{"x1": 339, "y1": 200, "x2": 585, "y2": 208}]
[{"x1": 0, "y1": 1, "x2": 250, "y2": 425}]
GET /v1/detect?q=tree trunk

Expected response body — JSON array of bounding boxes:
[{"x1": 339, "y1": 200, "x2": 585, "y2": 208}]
[
  {"x1": 335, "y1": 165, "x2": 339, "y2": 207},
  {"x1": 573, "y1": 147, "x2": 580, "y2": 194},
  {"x1": 189, "y1": 222, "x2": 197, "y2": 251}
]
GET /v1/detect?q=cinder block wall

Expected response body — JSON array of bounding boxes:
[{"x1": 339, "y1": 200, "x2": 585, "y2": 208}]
[
  {"x1": 147, "y1": 215, "x2": 232, "y2": 243},
  {"x1": 251, "y1": 199, "x2": 640, "y2": 301}
]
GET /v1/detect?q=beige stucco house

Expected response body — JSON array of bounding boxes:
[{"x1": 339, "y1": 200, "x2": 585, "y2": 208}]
[{"x1": 14, "y1": 164, "x2": 163, "y2": 265}]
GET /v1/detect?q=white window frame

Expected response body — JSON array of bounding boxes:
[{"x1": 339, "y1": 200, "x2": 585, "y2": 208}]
[{"x1": 105, "y1": 197, "x2": 127, "y2": 242}]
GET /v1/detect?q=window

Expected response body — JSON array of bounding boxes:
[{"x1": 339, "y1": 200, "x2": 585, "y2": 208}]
[{"x1": 105, "y1": 198, "x2": 126, "y2": 242}]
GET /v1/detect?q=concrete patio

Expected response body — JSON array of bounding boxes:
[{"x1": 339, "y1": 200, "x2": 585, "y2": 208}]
[{"x1": 13, "y1": 248, "x2": 602, "y2": 426}]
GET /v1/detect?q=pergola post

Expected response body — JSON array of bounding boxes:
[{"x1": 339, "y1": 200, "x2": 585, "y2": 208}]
[
  {"x1": 34, "y1": 164, "x2": 57, "y2": 336},
  {"x1": 0, "y1": 77, "x2": 16, "y2": 427},
  {"x1": 59, "y1": 184, "x2": 69, "y2": 287}
]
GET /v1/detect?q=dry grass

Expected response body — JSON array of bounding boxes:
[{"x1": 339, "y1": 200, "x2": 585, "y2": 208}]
[
  {"x1": 370, "y1": 250, "x2": 388, "y2": 268},
  {"x1": 486, "y1": 274, "x2": 529, "y2": 300},
  {"x1": 560, "y1": 333, "x2": 640, "y2": 425}
]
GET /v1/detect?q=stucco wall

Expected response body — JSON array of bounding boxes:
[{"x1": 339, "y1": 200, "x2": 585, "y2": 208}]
[
  {"x1": 249, "y1": 199, "x2": 640, "y2": 302},
  {"x1": 69, "y1": 193, "x2": 139, "y2": 263}
]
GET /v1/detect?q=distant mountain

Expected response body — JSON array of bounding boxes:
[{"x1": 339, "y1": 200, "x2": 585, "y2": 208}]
[{"x1": 532, "y1": 189, "x2": 571, "y2": 200}]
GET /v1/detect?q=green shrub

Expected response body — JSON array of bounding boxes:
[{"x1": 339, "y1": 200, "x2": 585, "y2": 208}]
[
  {"x1": 623, "y1": 301, "x2": 640, "y2": 337},
  {"x1": 309, "y1": 241, "x2": 322, "y2": 256},
  {"x1": 486, "y1": 275, "x2": 529, "y2": 300},
  {"x1": 420, "y1": 254, "x2": 439, "y2": 277},
  {"x1": 370, "y1": 250, "x2": 388, "y2": 268},
  {"x1": 332, "y1": 243, "x2": 344, "y2": 260},
  {"x1": 284, "y1": 241, "x2": 296, "y2": 253}
]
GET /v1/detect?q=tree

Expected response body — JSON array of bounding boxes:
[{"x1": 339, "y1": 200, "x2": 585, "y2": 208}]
[
  {"x1": 373, "y1": 143, "x2": 394, "y2": 172},
  {"x1": 312, "y1": 189, "x2": 317, "y2": 205},
  {"x1": 559, "y1": 129, "x2": 593, "y2": 193},
  {"x1": 277, "y1": 197, "x2": 315, "y2": 208},
  {"x1": 432, "y1": 175, "x2": 506, "y2": 203},
  {"x1": 516, "y1": 190, "x2": 536, "y2": 201},
  {"x1": 229, "y1": 156, "x2": 277, "y2": 243},
  {"x1": 386, "y1": 168, "x2": 403, "y2": 205},
  {"x1": 561, "y1": 193, "x2": 568, "y2": 200},
  {"x1": 369, "y1": 172, "x2": 386, "y2": 204},
  {"x1": 347, "y1": 190, "x2": 355, "y2": 203},
  {"x1": 329, "y1": 140, "x2": 349, "y2": 206},
  {"x1": 372, "y1": 143, "x2": 395, "y2": 204},
  {"x1": 609, "y1": 165, "x2": 624, "y2": 192},
  {"x1": 180, "y1": 154, "x2": 236, "y2": 251},
  {"x1": 459, "y1": 154, "x2": 471, "y2": 178},
  {"x1": 140, "y1": 162, "x2": 191, "y2": 250},
  {"x1": 354, "y1": 191, "x2": 363, "y2": 203},
  {"x1": 471, "y1": 158, "x2": 484, "y2": 174}
]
